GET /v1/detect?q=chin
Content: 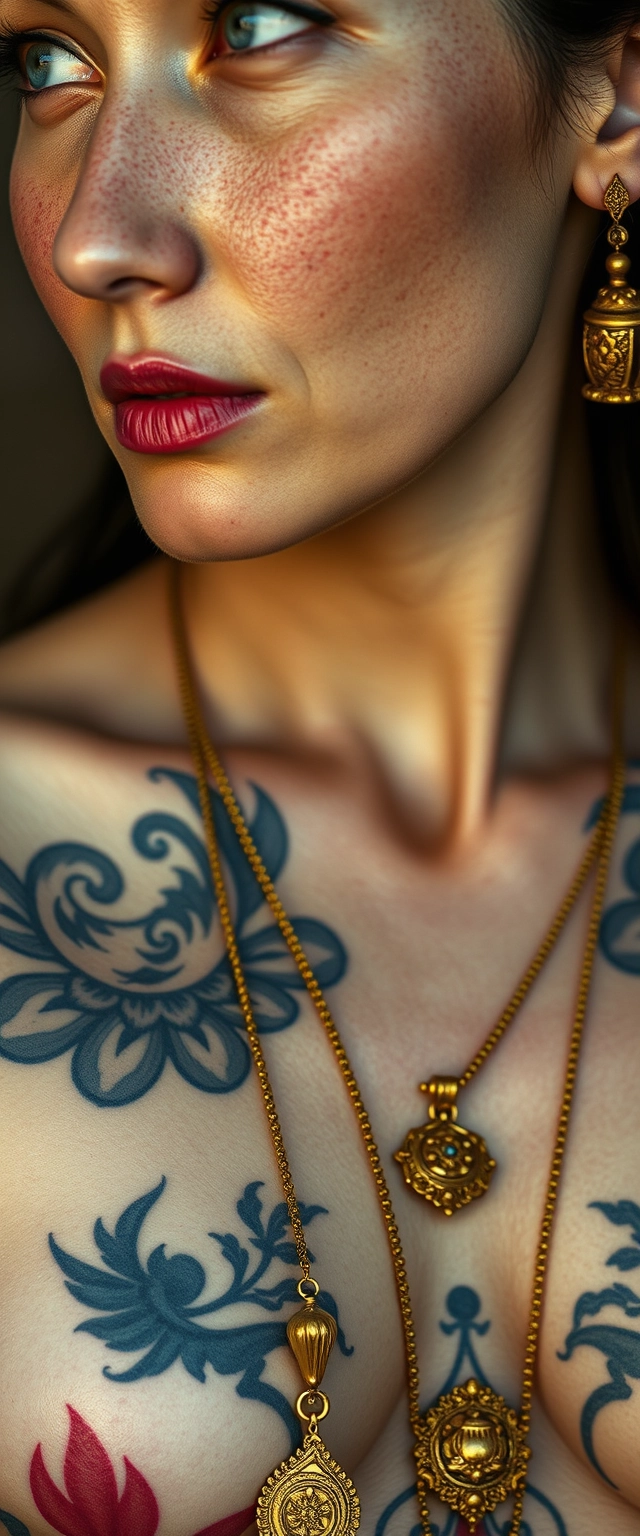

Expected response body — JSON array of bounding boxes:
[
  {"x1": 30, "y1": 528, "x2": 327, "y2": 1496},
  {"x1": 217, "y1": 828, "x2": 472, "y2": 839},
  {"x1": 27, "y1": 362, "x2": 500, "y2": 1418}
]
[{"x1": 118, "y1": 455, "x2": 337, "y2": 564}]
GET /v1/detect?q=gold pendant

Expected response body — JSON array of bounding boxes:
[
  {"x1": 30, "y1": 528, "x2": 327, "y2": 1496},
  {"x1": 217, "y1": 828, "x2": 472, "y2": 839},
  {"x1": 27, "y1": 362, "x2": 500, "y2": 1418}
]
[
  {"x1": 414, "y1": 1377, "x2": 530, "y2": 1532},
  {"x1": 257, "y1": 1424, "x2": 361, "y2": 1536},
  {"x1": 258, "y1": 1281, "x2": 360, "y2": 1536},
  {"x1": 394, "y1": 1076, "x2": 496, "y2": 1215}
]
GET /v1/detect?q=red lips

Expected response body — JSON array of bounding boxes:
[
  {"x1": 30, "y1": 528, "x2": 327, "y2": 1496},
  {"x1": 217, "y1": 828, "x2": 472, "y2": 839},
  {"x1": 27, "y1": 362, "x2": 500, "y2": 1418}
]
[{"x1": 100, "y1": 355, "x2": 264, "y2": 454}]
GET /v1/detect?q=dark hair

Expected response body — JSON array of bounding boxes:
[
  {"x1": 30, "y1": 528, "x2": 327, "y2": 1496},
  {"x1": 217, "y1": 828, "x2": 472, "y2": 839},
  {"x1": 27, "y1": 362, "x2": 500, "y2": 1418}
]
[
  {"x1": 4, "y1": 0, "x2": 640, "y2": 635},
  {"x1": 1, "y1": 458, "x2": 154, "y2": 637},
  {"x1": 508, "y1": 2, "x2": 640, "y2": 81}
]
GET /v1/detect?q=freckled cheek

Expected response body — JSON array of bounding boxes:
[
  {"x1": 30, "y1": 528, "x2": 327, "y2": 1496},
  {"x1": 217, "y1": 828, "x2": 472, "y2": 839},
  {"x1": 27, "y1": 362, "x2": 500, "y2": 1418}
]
[
  {"x1": 221, "y1": 108, "x2": 493, "y2": 373},
  {"x1": 10, "y1": 163, "x2": 89, "y2": 352},
  {"x1": 230, "y1": 152, "x2": 428, "y2": 347}
]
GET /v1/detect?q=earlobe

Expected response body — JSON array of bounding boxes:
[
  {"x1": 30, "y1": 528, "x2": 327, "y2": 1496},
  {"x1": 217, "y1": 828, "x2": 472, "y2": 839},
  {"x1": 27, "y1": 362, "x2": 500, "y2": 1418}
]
[
  {"x1": 574, "y1": 33, "x2": 640, "y2": 210},
  {"x1": 574, "y1": 122, "x2": 640, "y2": 210}
]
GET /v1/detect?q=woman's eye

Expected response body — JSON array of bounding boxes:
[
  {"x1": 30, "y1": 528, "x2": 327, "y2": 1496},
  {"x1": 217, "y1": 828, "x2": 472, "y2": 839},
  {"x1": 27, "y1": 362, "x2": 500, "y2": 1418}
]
[
  {"x1": 20, "y1": 38, "x2": 99, "y2": 91},
  {"x1": 213, "y1": 4, "x2": 319, "y2": 55}
]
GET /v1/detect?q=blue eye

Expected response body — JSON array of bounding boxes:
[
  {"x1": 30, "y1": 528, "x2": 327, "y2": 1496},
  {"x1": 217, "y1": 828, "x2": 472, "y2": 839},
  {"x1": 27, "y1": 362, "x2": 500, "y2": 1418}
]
[
  {"x1": 23, "y1": 38, "x2": 98, "y2": 91},
  {"x1": 219, "y1": 4, "x2": 321, "y2": 53}
]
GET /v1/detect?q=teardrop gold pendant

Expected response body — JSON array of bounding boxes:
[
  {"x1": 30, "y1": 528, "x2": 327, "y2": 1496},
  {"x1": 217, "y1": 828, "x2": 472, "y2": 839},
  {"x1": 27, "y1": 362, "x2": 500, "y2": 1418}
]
[
  {"x1": 394, "y1": 1077, "x2": 496, "y2": 1216},
  {"x1": 257, "y1": 1421, "x2": 361, "y2": 1536},
  {"x1": 258, "y1": 1281, "x2": 360, "y2": 1536},
  {"x1": 414, "y1": 1378, "x2": 530, "y2": 1532}
]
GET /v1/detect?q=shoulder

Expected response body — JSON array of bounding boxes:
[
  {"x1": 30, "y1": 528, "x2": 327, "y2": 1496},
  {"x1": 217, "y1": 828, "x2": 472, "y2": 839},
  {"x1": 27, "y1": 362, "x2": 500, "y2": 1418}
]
[{"x1": 0, "y1": 557, "x2": 181, "y2": 743}]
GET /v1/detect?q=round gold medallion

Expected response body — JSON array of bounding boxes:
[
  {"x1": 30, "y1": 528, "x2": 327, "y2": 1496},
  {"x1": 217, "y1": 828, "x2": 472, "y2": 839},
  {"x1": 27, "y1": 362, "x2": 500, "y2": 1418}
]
[
  {"x1": 414, "y1": 1378, "x2": 530, "y2": 1532},
  {"x1": 394, "y1": 1117, "x2": 496, "y2": 1215},
  {"x1": 257, "y1": 1431, "x2": 361, "y2": 1536}
]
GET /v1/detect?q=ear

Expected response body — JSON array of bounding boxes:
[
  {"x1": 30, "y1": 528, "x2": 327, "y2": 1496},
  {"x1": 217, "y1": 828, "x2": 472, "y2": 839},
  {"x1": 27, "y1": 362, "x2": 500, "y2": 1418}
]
[{"x1": 574, "y1": 30, "x2": 640, "y2": 209}]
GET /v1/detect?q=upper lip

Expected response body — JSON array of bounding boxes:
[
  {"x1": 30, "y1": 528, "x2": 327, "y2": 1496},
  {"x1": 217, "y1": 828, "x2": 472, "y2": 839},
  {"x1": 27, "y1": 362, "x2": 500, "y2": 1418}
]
[{"x1": 100, "y1": 355, "x2": 261, "y2": 404}]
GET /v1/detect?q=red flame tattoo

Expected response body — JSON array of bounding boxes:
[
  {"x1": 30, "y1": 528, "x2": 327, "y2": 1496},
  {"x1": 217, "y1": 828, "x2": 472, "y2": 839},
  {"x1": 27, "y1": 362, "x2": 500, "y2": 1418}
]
[
  {"x1": 29, "y1": 1407, "x2": 255, "y2": 1536},
  {"x1": 30, "y1": 1406, "x2": 159, "y2": 1536}
]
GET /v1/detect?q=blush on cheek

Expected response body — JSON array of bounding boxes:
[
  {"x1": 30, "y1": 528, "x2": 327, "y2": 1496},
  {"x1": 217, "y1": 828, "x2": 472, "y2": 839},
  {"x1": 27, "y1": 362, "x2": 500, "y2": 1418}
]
[
  {"x1": 227, "y1": 112, "x2": 424, "y2": 328},
  {"x1": 10, "y1": 165, "x2": 83, "y2": 340}
]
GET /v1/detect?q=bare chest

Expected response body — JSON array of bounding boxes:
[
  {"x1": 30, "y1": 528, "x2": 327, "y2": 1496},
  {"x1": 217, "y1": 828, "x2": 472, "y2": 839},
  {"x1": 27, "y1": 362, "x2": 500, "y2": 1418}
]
[{"x1": 0, "y1": 736, "x2": 639, "y2": 1536}]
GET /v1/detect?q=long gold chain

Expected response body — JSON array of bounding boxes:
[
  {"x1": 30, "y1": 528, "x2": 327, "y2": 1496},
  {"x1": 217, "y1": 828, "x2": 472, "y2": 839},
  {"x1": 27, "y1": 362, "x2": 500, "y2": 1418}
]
[
  {"x1": 169, "y1": 560, "x2": 625, "y2": 1536},
  {"x1": 508, "y1": 685, "x2": 626, "y2": 1532},
  {"x1": 169, "y1": 562, "x2": 421, "y2": 1427}
]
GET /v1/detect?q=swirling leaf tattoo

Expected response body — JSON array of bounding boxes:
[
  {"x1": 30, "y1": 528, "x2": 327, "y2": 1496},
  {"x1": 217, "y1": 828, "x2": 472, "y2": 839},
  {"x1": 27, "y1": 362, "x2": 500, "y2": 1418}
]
[
  {"x1": 49, "y1": 1178, "x2": 352, "y2": 1447},
  {"x1": 558, "y1": 1199, "x2": 640, "y2": 1486}
]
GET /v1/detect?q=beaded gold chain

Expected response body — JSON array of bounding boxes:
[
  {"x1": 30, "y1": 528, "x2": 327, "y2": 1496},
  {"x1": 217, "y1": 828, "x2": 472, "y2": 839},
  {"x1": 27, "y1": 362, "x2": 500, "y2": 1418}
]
[{"x1": 169, "y1": 560, "x2": 625, "y2": 1536}]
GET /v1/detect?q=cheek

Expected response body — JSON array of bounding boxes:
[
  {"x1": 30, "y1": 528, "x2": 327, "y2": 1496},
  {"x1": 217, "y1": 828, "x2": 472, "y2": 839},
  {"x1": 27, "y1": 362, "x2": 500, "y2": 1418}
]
[
  {"x1": 10, "y1": 152, "x2": 88, "y2": 348},
  {"x1": 12, "y1": 166, "x2": 62, "y2": 298},
  {"x1": 226, "y1": 108, "x2": 446, "y2": 345},
  {"x1": 218, "y1": 63, "x2": 535, "y2": 399}
]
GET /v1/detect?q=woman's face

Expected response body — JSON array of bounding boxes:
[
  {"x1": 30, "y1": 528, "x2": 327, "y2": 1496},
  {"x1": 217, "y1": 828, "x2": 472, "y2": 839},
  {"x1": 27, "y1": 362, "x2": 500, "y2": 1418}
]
[{"x1": 5, "y1": 0, "x2": 579, "y2": 559}]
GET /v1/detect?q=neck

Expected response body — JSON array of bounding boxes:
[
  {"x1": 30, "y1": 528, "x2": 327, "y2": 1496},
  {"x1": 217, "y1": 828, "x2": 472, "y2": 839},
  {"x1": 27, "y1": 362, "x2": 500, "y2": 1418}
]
[{"x1": 186, "y1": 200, "x2": 613, "y2": 848}]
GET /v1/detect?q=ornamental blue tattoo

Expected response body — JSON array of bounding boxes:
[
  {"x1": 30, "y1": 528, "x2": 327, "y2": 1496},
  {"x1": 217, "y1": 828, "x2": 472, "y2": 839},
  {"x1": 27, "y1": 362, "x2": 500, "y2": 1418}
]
[
  {"x1": 585, "y1": 777, "x2": 640, "y2": 972},
  {"x1": 0, "y1": 1515, "x2": 30, "y2": 1536},
  {"x1": 375, "y1": 1288, "x2": 567, "y2": 1536},
  {"x1": 558, "y1": 1199, "x2": 640, "y2": 1487},
  {"x1": 0, "y1": 769, "x2": 346, "y2": 1106},
  {"x1": 49, "y1": 1177, "x2": 352, "y2": 1447}
]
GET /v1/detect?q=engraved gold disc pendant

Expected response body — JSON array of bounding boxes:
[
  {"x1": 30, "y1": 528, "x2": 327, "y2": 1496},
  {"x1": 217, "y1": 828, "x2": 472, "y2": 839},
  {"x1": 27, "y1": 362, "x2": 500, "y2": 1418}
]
[
  {"x1": 394, "y1": 1077, "x2": 496, "y2": 1216},
  {"x1": 257, "y1": 1429, "x2": 361, "y2": 1536},
  {"x1": 414, "y1": 1377, "x2": 530, "y2": 1532}
]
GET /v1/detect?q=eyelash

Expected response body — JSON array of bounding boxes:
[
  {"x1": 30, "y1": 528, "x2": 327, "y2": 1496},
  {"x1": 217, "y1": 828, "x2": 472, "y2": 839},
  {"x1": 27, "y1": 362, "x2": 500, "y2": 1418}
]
[{"x1": 0, "y1": 26, "x2": 36, "y2": 90}]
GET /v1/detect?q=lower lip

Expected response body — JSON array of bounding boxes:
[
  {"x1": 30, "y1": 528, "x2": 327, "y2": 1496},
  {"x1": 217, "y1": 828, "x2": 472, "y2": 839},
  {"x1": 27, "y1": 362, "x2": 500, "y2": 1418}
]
[{"x1": 115, "y1": 393, "x2": 263, "y2": 454}]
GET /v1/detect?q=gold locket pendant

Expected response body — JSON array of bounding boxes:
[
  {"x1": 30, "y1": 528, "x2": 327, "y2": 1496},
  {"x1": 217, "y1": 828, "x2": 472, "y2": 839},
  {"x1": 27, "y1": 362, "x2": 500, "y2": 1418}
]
[
  {"x1": 414, "y1": 1378, "x2": 530, "y2": 1532},
  {"x1": 394, "y1": 1077, "x2": 496, "y2": 1216},
  {"x1": 258, "y1": 1283, "x2": 361, "y2": 1536}
]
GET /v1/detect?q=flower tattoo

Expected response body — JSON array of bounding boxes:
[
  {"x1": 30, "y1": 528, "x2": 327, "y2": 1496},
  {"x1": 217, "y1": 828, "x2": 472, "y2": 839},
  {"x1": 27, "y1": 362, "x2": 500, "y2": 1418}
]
[{"x1": 0, "y1": 770, "x2": 346, "y2": 1106}]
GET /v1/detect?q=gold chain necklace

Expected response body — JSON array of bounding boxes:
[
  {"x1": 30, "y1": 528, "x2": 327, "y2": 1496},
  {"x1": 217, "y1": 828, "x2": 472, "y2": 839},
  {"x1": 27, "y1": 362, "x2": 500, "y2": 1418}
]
[
  {"x1": 394, "y1": 822, "x2": 606, "y2": 1215},
  {"x1": 169, "y1": 561, "x2": 625, "y2": 1536}
]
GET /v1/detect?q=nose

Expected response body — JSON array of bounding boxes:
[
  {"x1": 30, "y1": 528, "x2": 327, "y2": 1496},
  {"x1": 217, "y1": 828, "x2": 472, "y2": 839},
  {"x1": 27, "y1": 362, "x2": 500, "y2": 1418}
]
[{"x1": 53, "y1": 103, "x2": 203, "y2": 303}]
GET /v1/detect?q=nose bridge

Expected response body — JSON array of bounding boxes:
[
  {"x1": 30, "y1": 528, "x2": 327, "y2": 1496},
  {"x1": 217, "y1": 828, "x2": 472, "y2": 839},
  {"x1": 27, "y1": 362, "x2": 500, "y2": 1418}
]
[{"x1": 53, "y1": 88, "x2": 202, "y2": 301}]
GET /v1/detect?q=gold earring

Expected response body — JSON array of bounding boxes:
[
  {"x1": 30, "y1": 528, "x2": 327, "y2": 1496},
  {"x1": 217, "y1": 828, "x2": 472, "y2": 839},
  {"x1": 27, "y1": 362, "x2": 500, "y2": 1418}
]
[{"x1": 583, "y1": 174, "x2": 640, "y2": 404}]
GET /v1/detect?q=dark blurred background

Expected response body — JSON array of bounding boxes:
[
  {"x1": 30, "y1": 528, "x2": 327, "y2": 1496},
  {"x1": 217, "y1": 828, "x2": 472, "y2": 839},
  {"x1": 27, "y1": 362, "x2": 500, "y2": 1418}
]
[{"x1": 0, "y1": 85, "x2": 111, "y2": 627}]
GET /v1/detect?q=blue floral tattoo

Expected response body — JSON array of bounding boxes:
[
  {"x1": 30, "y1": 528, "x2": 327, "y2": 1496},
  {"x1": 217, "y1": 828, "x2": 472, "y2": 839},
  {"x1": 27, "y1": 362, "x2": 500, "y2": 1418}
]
[
  {"x1": 0, "y1": 1515, "x2": 30, "y2": 1536},
  {"x1": 375, "y1": 1288, "x2": 567, "y2": 1536},
  {"x1": 0, "y1": 769, "x2": 346, "y2": 1106},
  {"x1": 585, "y1": 777, "x2": 640, "y2": 972},
  {"x1": 601, "y1": 796, "x2": 640, "y2": 972},
  {"x1": 49, "y1": 1176, "x2": 352, "y2": 1447},
  {"x1": 558, "y1": 1199, "x2": 640, "y2": 1487}
]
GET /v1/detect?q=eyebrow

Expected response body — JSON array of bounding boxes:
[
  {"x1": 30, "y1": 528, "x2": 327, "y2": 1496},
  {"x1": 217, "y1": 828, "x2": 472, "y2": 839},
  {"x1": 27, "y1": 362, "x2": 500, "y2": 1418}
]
[{"x1": 16, "y1": 0, "x2": 78, "y2": 12}]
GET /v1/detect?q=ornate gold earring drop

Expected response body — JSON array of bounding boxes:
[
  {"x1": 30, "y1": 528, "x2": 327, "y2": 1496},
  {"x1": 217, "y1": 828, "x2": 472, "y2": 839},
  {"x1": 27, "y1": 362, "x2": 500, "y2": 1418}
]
[{"x1": 583, "y1": 173, "x2": 640, "y2": 403}]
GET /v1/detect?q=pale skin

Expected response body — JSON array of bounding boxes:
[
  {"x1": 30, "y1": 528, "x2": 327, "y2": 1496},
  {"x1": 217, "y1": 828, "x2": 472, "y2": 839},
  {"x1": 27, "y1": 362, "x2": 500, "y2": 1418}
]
[{"x1": 2, "y1": 1, "x2": 640, "y2": 1532}]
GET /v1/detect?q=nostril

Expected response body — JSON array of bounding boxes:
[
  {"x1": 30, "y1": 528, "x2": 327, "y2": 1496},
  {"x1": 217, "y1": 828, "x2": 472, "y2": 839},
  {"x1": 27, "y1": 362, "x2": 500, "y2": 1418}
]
[{"x1": 105, "y1": 276, "x2": 162, "y2": 299}]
